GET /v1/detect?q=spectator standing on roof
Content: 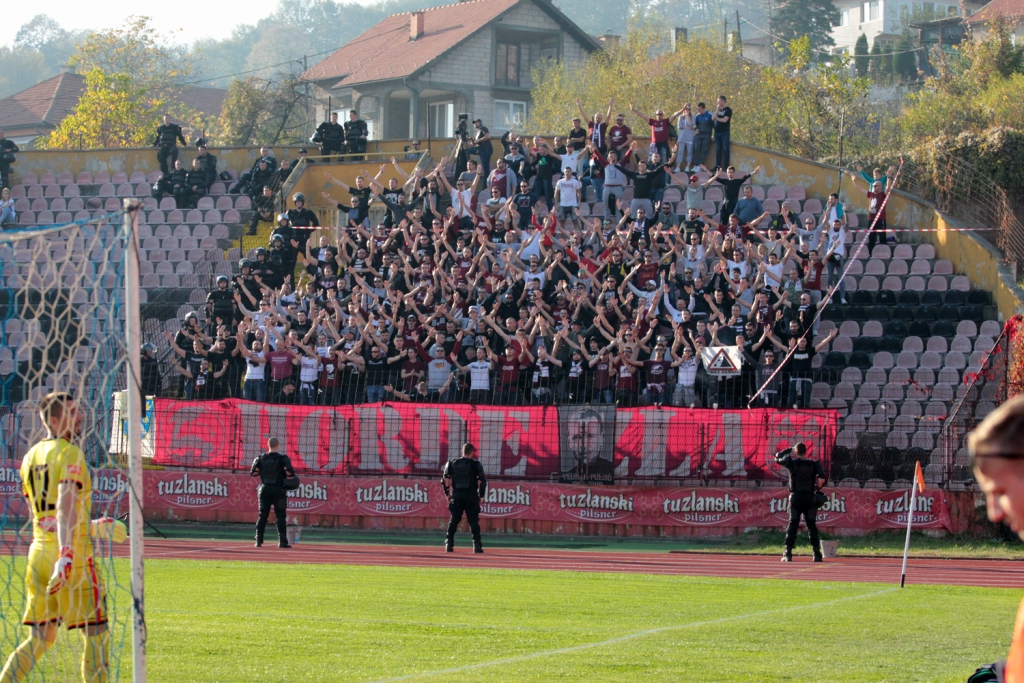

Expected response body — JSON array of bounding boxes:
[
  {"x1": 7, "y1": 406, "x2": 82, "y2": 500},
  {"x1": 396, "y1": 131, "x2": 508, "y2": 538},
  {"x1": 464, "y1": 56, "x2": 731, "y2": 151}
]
[
  {"x1": 153, "y1": 114, "x2": 187, "y2": 175},
  {"x1": 712, "y1": 96, "x2": 733, "y2": 171},
  {"x1": 692, "y1": 103, "x2": 713, "y2": 171}
]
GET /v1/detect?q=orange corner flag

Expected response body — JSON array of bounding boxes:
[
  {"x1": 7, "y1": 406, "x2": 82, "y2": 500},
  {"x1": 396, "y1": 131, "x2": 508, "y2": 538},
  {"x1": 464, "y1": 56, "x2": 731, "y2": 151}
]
[{"x1": 914, "y1": 461, "x2": 926, "y2": 493}]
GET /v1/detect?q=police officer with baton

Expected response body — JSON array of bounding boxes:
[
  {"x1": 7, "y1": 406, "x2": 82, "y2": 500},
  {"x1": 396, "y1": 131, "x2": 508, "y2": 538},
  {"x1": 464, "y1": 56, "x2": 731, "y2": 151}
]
[
  {"x1": 775, "y1": 442, "x2": 826, "y2": 562},
  {"x1": 442, "y1": 443, "x2": 487, "y2": 553}
]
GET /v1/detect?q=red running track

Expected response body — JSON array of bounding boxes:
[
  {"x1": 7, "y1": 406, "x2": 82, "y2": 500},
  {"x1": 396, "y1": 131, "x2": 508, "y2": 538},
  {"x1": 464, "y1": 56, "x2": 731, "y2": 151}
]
[{"x1": 124, "y1": 539, "x2": 1024, "y2": 589}]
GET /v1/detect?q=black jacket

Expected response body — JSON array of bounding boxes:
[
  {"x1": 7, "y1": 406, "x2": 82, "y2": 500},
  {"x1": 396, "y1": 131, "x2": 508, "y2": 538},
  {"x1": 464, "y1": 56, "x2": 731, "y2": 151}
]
[
  {"x1": 140, "y1": 356, "x2": 161, "y2": 397},
  {"x1": 251, "y1": 451, "x2": 295, "y2": 487},
  {"x1": 443, "y1": 456, "x2": 487, "y2": 497},
  {"x1": 154, "y1": 124, "x2": 186, "y2": 148}
]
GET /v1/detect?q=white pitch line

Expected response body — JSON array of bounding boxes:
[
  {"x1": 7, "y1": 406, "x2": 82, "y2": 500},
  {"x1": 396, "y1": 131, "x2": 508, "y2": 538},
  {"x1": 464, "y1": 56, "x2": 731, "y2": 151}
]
[{"x1": 366, "y1": 587, "x2": 899, "y2": 683}]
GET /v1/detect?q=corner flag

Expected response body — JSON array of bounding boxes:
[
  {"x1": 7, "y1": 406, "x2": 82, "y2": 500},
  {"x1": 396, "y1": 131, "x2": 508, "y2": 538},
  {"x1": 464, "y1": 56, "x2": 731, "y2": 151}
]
[
  {"x1": 901, "y1": 461, "x2": 926, "y2": 587},
  {"x1": 915, "y1": 461, "x2": 926, "y2": 493}
]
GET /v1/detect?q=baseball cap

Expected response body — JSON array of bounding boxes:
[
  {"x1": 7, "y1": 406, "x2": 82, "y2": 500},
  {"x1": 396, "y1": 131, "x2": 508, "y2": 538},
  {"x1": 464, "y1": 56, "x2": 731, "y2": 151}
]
[{"x1": 689, "y1": 175, "x2": 699, "y2": 182}]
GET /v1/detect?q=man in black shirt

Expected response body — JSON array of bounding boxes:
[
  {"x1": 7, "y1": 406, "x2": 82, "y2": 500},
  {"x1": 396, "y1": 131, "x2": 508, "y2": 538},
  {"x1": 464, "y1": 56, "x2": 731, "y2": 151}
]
[
  {"x1": 0, "y1": 130, "x2": 18, "y2": 190},
  {"x1": 616, "y1": 141, "x2": 665, "y2": 217},
  {"x1": 774, "y1": 443, "x2": 826, "y2": 562},
  {"x1": 251, "y1": 437, "x2": 296, "y2": 548},
  {"x1": 168, "y1": 160, "x2": 191, "y2": 209},
  {"x1": 286, "y1": 192, "x2": 319, "y2": 237},
  {"x1": 469, "y1": 119, "x2": 493, "y2": 176},
  {"x1": 153, "y1": 114, "x2": 187, "y2": 175},
  {"x1": 248, "y1": 186, "x2": 276, "y2": 236},
  {"x1": 195, "y1": 145, "x2": 218, "y2": 189},
  {"x1": 710, "y1": 164, "x2": 761, "y2": 224},
  {"x1": 185, "y1": 159, "x2": 208, "y2": 208},
  {"x1": 712, "y1": 95, "x2": 733, "y2": 171},
  {"x1": 313, "y1": 112, "x2": 346, "y2": 160},
  {"x1": 344, "y1": 110, "x2": 369, "y2": 161},
  {"x1": 442, "y1": 443, "x2": 487, "y2": 553},
  {"x1": 140, "y1": 343, "x2": 162, "y2": 397}
]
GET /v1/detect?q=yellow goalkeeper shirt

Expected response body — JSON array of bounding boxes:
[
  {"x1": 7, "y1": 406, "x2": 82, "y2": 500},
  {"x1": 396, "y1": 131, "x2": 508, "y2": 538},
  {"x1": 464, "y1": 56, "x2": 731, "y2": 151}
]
[{"x1": 20, "y1": 438, "x2": 93, "y2": 557}]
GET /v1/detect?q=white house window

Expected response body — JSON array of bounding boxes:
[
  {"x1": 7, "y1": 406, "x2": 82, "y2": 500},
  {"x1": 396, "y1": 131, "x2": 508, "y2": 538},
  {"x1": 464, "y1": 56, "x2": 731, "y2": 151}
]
[
  {"x1": 840, "y1": 9, "x2": 850, "y2": 25},
  {"x1": 429, "y1": 102, "x2": 454, "y2": 138},
  {"x1": 869, "y1": 1, "x2": 880, "y2": 20},
  {"x1": 493, "y1": 100, "x2": 527, "y2": 132}
]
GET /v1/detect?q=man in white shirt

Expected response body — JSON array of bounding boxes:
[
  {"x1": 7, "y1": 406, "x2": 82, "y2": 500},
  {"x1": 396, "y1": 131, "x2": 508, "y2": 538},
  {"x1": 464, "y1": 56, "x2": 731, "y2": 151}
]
[
  {"x1": 455, "y1": 346, "x2": 494, "y2": 404},
  {"x1": 553, "y1": 166, "x2": 582, "y2": 224},
  {"x1": 824, "y1": 219, "x2": 847, "y2": 304}
]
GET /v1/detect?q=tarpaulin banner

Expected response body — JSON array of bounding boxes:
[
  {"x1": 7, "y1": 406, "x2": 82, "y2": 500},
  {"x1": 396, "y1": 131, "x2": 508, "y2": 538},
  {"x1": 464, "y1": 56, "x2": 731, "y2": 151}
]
[
  {"x1": 137, "y1": 472, "x2": 954, "y2": 531},
  {"x1": 0, "y1": 462, "x2": 954, "y2": 531},
  {"x1": 150, "y1": 399, "x2": 562, "y2": 479}
]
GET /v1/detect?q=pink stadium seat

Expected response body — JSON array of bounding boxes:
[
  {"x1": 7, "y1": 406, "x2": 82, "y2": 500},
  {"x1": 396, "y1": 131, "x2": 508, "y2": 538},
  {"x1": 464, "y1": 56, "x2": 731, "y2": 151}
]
[
  {"x1": 927, "y1": 276, "x2": 948, "y2": 292},
  {"x1": 204, "y1": 210, "x2": 222, "y2": 224},
  {"x1": 130, "y1": 171, "x2": 147, "y2": 184},
  {"x1": 13, "y1": 199, "x2": 29, "y2": 212},
  {"x1": 881, "y1": 276, "x2": 902, "y2": 292},
  {"x1": 767, "y1": 185, "x2": 786, "y2": 200},
  {"x1": 902, "y1": 336, "x2": 924, "y2": 353},
  {"x1": 62, "y1": 184, "x2": 80, "y2": 198},
  {"x1": 93, "y1": 171, "x2": 110, "y2": 184},
  {"x1": 161, "y1": 274, "x2": 180, "y2": 288},
  {"x1": 9, "y1": 185, "x2": 25, "y2": 199},
  {"x1": 889, "y1": 367, "x2": 911, "y2": 385},
  {"x1": 111, "y1": 172, "x2": 128, "y2": 184},
  {"x1": 167, "y1": 248, "x2": 186, "y2": 262},
  {"x1": 30, "y1": 198, "x2": 47, "y2": 212},
  {"x1": 787, "y1": 186, "x2": 806, "y2": 200},
  {"x1": 849, "y1": 401, "x2": 872, "y2": 417},
  {"x1": 895, "y1": 352, "x2": 918, "y2": 370},
  {"x1": 68, "y1": 197, "x2": 85, "y2": 212},
  {"x1": 162, "y1": 237, "x2": 180, "y2": 251},
  {"x1": 864, "y1": 367, "x2": 887, "y2": 384},
  {"x1": 18, "y1": 212, "x2": 35, "y2": 225},
  {"x1": 950, "y1": 275, "x2": 970, "y2": 291},
  {"x1": 975, "y1": 336, "x2": 996, "y2": 353},
  {"x1": 197, "y1": 197, "x2": 215, "y2": 210},
  {"x1": 893, "y1": 244, "x2": 914, "y2": 259},
  {"x1": 214, "y1": 196, "x2": 233, "y2": 211},
  {"x1": 916, "y1": 244, "x2": 936, "y2": 259},
  {"x1": 862, "y1": 320, "x2": 883, "y2": 337},
  {"x1": 910, "y1": 259, "x2": 931, "y2": 275},
  {"x1": 175, "y1": 262, "x2": 194, "y2": 275},
  {"x1": 192, "y1": 225, "x2": 210, "y2": 239},
  {"x1": 913, "y1": 368, "x2": 935, "y2": 387},
  {"x1": 944, "y1": 351, "x2": 967, "y2": 369},
  {"x1": 136, "y1": 183, "x2": 152, "y2": 196},
  {"x1": 173, "y1": 224, "x2": 191, "y2": 238},
  {"x1": 933, "y1": 259, "x2": 954, "y2": 275},
  {"x1": 762, "y1": 199, "x2": 779, "y2": 214},
  {"x1": 159, "y1": 197, "x2": 176, "y2": 210},
  {"x1": 847, "y1": 213, "x2": 859, "y2": 228},
  {"x1": 116, "y1": 183, "x2": 134, "y2": 197},
  {"x1": 858, "y1": 275, "x2": 879, "y2": 291},
  {"x1": 980, "y1": 320, "x2": 1002, "y2": 337},
  {"x1": 104, "y1": 198, "x2": 121, "y2": 211},
  {"x1": 166, "y1": 210, "x2": 184, "y2": 223},
  {"x1": 956, "y1": 320, "x2": 978, "y2": 338},
  {"x1": 57, "y1": 172, "x2": 74, "y2": 185},
  {"x1": 839, "y1": 321, "x2": 860, "y2": 337},
  {"x1": 185, "y1": 210, "x2": 203, "y2": 223},
  {"x1": 846, "y1": 260, "x2": 864, "y2": 276},
  {"x1": 148, "y1": 249, "x2": 165, "y2": 262},
  {"x1": 26, "y1": 185, "x2": 42, "y2": 199},
  {"x1": 859, "y1": 384, "x2": 881, "y2": 402},
  {"x1": 887, "y1": 260, "x2": 908, "y2": 276},
  {"x1": 44, "y1": 184, "x2": 61, "y2": 198},
  {"x1": 950, "y1": 336, "x2": 972, "y2": 353},
  {"x1": 803, "y1": 198, "x2": 822, "y2": 214},
  {"x1": 142, "y1": 197, "x2": 158, "y2": 210},
  {"x1": 703, "y1": 186, "x2": 724, "y2": 202},
  {"x1": 55, "y1": 212, "x2": 72, "y2": 223},
  {"x1": 36, "y1": 211, "x2": 54, "y2": 224},
  {"x1": 21, "y1": 173, "x2": 38, "y2": 186},
  {"x1": 234, "y1": 196, "x2": 252, "y2": 211},
  {"x1": 832, "y1": 336, "x2": 853, "y2": 353},
  {"x1": 224, "y1": 210, "x2": 241, "y2": 223},
  {"x1": 212, "y1": 224, "x2": 230, "y2": 239},
  {"x1": 872, "y1": 352, "x2": 894, "y2": 370},
  {"x1": 142, "y1": 273, "x2": 160, "y2": 288},
  {"x1": 39, "y1": 173, "x2": 56, "y2": 186},
  {"x1": 187, "y1": 248, "x2": 205, "y2": 262},
  {"x1": 865, "y1": 259, "x2": 885, "y2": 275},
  {"x1": 155, "y1": 261, "x2": 173, "y2": 275},
  {"x1": 904, "y1": 276, "x2": 925, "y2": 291},
  {"x1": 181, "y1": 236, "x2": 199, "y2": 250},
  {"x1": 49, "y1": 198, "x2": 66, "y2": 212},
  {"x1": 870, "y1": 245, "x2": 891, "y2": 259},
  {"x1": 199, "y1": 237, "x2": 218, "y2": 249}
]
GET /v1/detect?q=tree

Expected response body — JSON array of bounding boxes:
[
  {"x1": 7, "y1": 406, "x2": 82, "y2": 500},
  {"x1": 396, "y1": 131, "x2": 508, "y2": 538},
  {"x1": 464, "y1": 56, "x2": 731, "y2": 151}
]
[
  {"x1": 854, "y1": 34, "x2": 869, "y2": 77},
  {"x1": 218, "y1": 75, "x2": 311, "y2": 146},
  {"x1": 770, "y1": 0, "x2": 839, "y2": 60},
  {"x1": 36, "y1": 17, "x2": 207, "y2": 150},
  {"x1": 879, "y1": 43, "x2": 894, "y2": 84},
  {"x1": 893, "y1": 34, "x2": 918, "y2": 83},
  {"x1": 868, "y1": 39, "x2": 883, "y2": 82},
  {"x1": 0, "y1": 48, "x2": 48, "y2": 100},
  {"x1": 14, "y1": 15, "x2": 82, "y2": 73}
]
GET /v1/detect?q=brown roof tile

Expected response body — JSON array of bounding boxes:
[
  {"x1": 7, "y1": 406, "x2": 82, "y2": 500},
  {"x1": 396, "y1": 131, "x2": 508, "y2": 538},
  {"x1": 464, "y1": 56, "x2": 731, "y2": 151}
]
[
  {"x1": 302, "y1": 0, "x2": 521, "y2": 87},
  {"x1": 968, "y1": 0, "x2": 1024, "y2": 22}
]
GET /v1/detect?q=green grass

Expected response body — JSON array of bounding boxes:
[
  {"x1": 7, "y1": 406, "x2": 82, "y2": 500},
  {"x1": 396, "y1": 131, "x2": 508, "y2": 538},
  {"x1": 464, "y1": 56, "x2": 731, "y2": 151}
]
[
  {"x1": 139, "y1": 561, "x2": 1017, "y2": 682},
  {"x1": 151, "y1": 522, "x2": 1024, "y2": 560},
  {"x1": 0, "y1": 554, "x2": 1018, "y2": 681}
]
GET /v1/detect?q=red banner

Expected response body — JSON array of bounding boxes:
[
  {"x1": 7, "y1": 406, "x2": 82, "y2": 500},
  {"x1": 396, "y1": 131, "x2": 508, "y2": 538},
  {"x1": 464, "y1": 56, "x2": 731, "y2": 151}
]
[
  {"x1": 137, "y1": 471, "x2": 954, "y2": 531},
  {"x1": 150, "y1": 400, "x2": 838, "y2": 481},
  {"x1": 0, "y1": 461, "x2": 953, "y2": 531}
]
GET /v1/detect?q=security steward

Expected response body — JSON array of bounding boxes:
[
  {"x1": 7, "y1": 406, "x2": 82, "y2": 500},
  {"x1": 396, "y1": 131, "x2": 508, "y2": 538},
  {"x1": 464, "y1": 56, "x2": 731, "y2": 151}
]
[
  {"x1": 287, "y1": 192, "x2": 320, "y2": 243},
  {"x1": 344, "y1": 110, "x2": 369, "y2": 161},
  {"x1": 313, "y1": 112, "x2": 346, "y2": 160},
  {"x1": 250, "y1": 437, "x2": 295, "y2": 548},
  {"x1": 153, "y1": 114, "x2": 187, "y2": 175},
  {"x1": 442, "y1": 443, "x2": 487, "y2": 553},
  {"x1": 775, "y1": 442, "x2": 826, "y2": 562}
]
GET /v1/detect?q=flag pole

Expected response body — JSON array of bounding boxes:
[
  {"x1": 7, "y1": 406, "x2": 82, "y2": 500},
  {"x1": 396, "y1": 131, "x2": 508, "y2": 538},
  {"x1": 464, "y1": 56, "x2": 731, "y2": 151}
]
[{"x1": 900, "y1": 462, "x2": 921, "y2": 588}]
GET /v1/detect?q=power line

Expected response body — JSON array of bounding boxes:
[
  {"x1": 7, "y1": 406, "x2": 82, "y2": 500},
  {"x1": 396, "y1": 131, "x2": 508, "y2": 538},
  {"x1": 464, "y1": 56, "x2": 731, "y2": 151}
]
[{"x1": 739, "y1": 16, "x2": 929, "y2": 57}]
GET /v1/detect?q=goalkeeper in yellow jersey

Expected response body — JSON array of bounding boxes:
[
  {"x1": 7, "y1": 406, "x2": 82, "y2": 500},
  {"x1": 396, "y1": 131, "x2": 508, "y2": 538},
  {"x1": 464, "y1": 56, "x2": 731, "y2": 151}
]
[{"x1": 0, "y1": 392, "x2": 126, "y2": 683}]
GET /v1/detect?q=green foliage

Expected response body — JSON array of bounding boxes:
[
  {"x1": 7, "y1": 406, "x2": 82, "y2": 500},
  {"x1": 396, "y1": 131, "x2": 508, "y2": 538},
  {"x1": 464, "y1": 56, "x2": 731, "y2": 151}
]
[
  {"x1": 218, "y1": 76, "x2": 312, "y2": 146},
  {"x1": 893, "y1": 35, "x2": 918, "y2": 83},
  {"x1": 880, "y1": 43, "x2": 894, "y2": 82},
  {"x1": 36, "y1": 17, "x2": 210, "y2": 150},
  {"x1": 854, "y1": 34, "x2": 870, "y2": 78},
  {"x1": 13, "y1": 15, "x2": 82, "y2": 73},
  {"x1": 868, "y1": 40, "x2": 884, "y2": 82},
  {"x1": 0, "y1": 47, "x2": 48, "y2": 101},
  {"x1": 769, "y1": 0, "x2": 839, "y2": 61}
]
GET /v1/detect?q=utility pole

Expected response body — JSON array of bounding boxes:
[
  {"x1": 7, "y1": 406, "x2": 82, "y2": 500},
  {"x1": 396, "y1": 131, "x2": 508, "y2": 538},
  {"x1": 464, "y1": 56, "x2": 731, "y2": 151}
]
[
  {"x1": 767, "y1": 0, "x2": 775, "y2": 67},
  {"x1": 736, "y1": 10, "x2": 743, "y2": 56},
  {"x1": 723, "y1": 18, "x2": 729, "y2": 46}
]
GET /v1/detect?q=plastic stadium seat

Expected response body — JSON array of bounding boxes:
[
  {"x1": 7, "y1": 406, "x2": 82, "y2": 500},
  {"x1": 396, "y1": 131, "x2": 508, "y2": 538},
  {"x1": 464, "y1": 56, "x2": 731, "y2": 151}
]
[
  {"x1": 887, "y1": 260, "x2": 909, "y2": 276},
  {"x1": 159, "y1": 197, "x2": 176, "y2": 210},
  {"x1": 224, "y1": 210, "x2": 241, "y2": 223},
  {"x1": 849, "y1": 401, "x2": 872, "y2": 418},
  {"x1": 850, "y1": 291, "x2": 873, "y2": 306},
  {"x1": 787, "y1": 186, "x2": 806, "y2": 200},
  {"x1": 846, "y1": 260, "x2": 864, "y2": 276},
  {"x1": 927, "y1": 276, "x2": 948, "y2": 292},
  {"x1": 166, "y1": 210, "x2": 184, "y2": 223},
  {"x1": 839, "y1": 320, "x2": 860, "y2": 337},
  {"x1": 155, "y1": 261, "x2": 173, "y2": 275},
  {"x1": 944, "y1": 291, "x2": 967, "y2": 308},
  {"x1": 980, "y1": 320, "x2": 1001, "y2": 337},
  {"x1": 871, "y1": 245, "x2": 891, "y2": 259},
  {"x1": 925, "y1": 336, "x2": 947, "y2": 353},
  {"x1": 865, "y1": 259, "x2": 885, "y2": 276},
  {"x1": 932, "y1": 259, "x2": 953, "y2": 275},
  {"x1": 862, "y1": 320, "x2": 883, "y2": 337},
  {"x1": 871, "y1": 351, "x2": 894, "y2": 369},
  {"x1": 235, "y1": 196, "x2": 252, "y2": 210},
  {"x1": 950, "y1": 336, "x2": 972, "y2": 353},
  {"x1": 943, "y1": 351, "x2": 967, "y2": 369},
  {"x1": 184, "y1": 209, "x2": 202, "y2": 223},
  {"x1": 704, "y1": 186, "x2": 724, "y2": 202},
  {"x1": 831, "y1": 336, "x2": 853, "y2": 353},
  {"x1": 162, "y1": 237, "x2": 180, "y2": 251},
  {"x1": 858, "y1": 276, "x2": 879, "y2": 292},
  {"x1": 950, "y1": 276, "x2": 971, "y2": 291},
  {"x1": 142, "y1": 274, "x2": 160, "y2": 288},
  {"x1": 895, "y1": 352, "x2": 918, "y2": 369},
  {"x1": 865, "y1": 367, "x2": 888, "y2": 384},
  {"x1": 840, "y1": 367, "x2": 862, "y2": 383},
  {"x1": 919, "y1": 352, "x2": 942, "y2": 370},
  {"x1": 153, "y1": 224, "x2": 173, "y2": 238},
  {"x1": 975, "y1": 336, "x2": 996, "y2": 354},
  {"x1": 881, "y1": 276, "x2": 903, "y2": 292}
]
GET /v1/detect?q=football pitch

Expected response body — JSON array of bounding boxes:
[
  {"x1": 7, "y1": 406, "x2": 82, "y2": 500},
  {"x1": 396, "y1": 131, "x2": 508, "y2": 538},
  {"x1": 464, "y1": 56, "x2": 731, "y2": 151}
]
[
  {"x1": 127, "y1": 558, "x2": 1023, "y2": 681},
  {"x1": 0, "y1": 553, "x2": 1017, "y2": 682}
]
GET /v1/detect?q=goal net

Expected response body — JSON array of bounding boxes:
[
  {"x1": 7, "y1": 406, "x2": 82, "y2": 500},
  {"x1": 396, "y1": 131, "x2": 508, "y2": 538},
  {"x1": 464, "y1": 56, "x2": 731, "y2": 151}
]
[{"x1": 0, "y1": 210, "x2": 136, "y2": 680}]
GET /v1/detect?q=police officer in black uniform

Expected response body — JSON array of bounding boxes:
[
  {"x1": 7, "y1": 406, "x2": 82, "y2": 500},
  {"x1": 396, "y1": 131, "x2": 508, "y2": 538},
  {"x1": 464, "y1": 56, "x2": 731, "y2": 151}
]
[
  {"x1": 195, "y1": 144, "x2": 218, "y2": 190},
  {"x1": 287, "y1": 192, "x2": 320, "y2": 238},
  {"x1": 442, "y1": 443, "x2": 487, "y2": 553},
  {"x1": 313, "y1": 112, "x2": 346, "y2": 161},
  {"x1": 250, "y1": 437, "x2": 296, "y2": 548},
  {"x1": 774, "y1": 442, "x2": 826, "y2": 562},
  {"x1": 140, "y1": 343, "x2": 162, "y2": 397},
  {"x1": 153, "y1": 114, "x2": 187, "y2": 175},
  {"x1": 167, "y1": 160, "x2": 191, "y2": 208},
  {"x1": 344, "y1": 110, "x2": 369, "y2": 161},
  {"x1": 0, "y1": 129, "x2": 19, "y2": 190}
]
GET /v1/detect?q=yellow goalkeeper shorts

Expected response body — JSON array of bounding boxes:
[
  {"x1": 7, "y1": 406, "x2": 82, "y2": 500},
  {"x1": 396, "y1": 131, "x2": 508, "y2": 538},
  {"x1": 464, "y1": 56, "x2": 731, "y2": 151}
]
[{"x1": 22, "y1": 541, "x2": 107, "y2": 630}]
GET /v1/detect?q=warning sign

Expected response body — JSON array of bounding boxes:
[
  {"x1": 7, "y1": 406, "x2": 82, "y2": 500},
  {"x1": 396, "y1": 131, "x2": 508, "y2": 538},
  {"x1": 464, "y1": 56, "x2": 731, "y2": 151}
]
[{"x1": 701, "y1": 346, "x2": 743, "y2": 377}]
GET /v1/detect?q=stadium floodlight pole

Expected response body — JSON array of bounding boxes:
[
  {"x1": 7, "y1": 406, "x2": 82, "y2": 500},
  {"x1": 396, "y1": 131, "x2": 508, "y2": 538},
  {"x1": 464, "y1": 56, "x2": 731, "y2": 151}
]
[
  {"x1": 899, "y1": 476, "x2": 918, "y2": 588},
  {"x1": 123, "y1": 199, "x2": 147, "y2": 681}
]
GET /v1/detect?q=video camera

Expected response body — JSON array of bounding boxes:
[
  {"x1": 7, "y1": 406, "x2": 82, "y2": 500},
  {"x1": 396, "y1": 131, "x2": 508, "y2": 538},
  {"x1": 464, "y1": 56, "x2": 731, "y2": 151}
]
[{"x1": 456, "y1": 113, "x2": 470, "y2": 141}]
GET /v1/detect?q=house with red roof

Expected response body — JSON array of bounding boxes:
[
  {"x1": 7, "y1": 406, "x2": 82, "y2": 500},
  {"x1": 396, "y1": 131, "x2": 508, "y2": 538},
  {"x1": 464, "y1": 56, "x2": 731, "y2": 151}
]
[
  {"x1": 301, "y1": 0, "x2": 601, "y2": 140},
  {"x1": 0, "y1": 68, "x2": 226, "y2": 147},
  {"x1": 967, "y1": 0, "x2": 1024, "y2": 41}
]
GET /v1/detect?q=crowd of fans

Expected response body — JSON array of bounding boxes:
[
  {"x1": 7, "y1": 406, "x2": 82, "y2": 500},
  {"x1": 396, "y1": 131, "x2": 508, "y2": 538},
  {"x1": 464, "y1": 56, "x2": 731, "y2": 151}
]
[{"x1": 151, "y1": 95, "x2": 893, "y2": 410}]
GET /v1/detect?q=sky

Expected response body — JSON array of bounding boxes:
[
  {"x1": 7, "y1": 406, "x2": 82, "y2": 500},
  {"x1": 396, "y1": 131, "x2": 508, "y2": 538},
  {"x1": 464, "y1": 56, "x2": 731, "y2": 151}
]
[{"x1": 1, "y1": 0, "x2": 290, "y2": 48}]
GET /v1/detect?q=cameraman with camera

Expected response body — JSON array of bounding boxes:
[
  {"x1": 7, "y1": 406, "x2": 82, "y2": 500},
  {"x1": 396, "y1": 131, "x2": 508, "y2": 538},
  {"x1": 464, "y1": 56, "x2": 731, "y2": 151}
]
[
  {"x1": 774, "y1": 442, "x2": 826, "y2": 562},
  {"x1": 468, "y1": 118, "x2": 493, "y2": 177}
]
